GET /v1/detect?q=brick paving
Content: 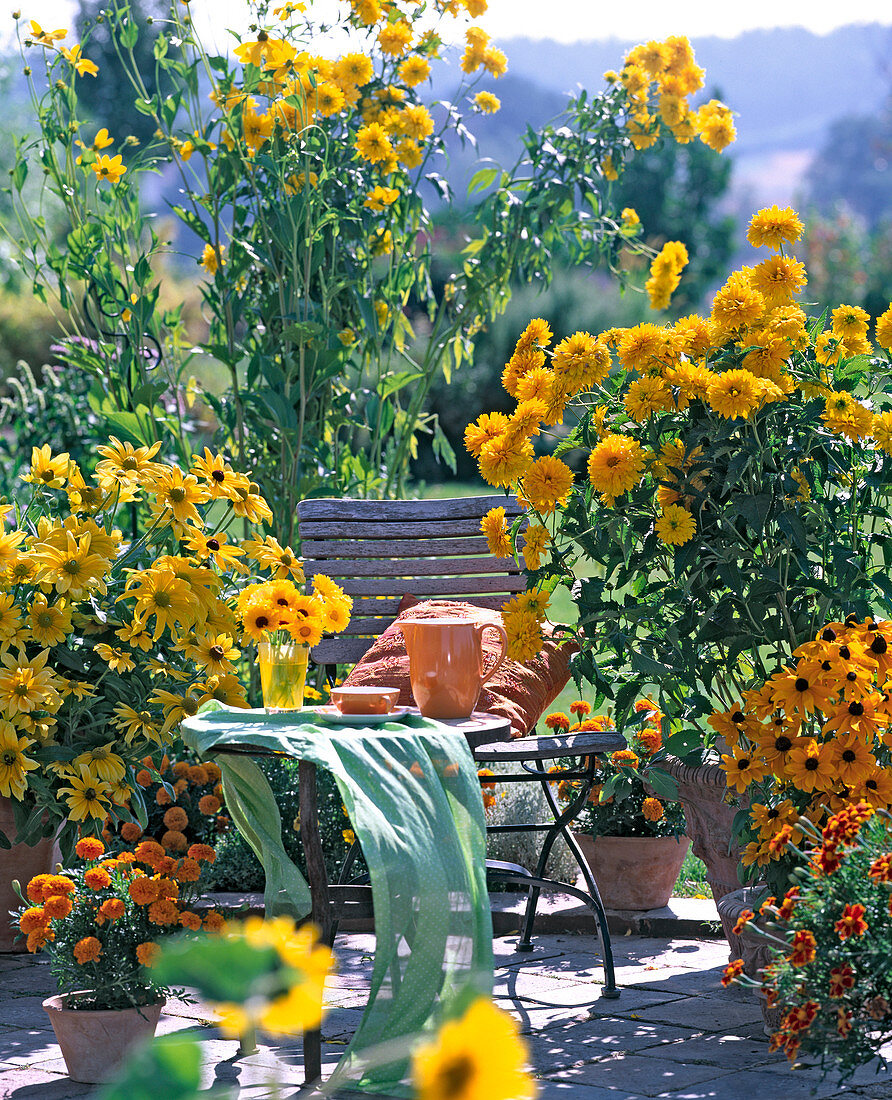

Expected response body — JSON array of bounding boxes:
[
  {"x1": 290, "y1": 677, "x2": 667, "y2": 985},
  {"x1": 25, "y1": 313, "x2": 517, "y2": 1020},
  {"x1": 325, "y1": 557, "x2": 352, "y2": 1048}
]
[{"x1": 1, "y1": 931, "x2": 885, "y2": 1099}]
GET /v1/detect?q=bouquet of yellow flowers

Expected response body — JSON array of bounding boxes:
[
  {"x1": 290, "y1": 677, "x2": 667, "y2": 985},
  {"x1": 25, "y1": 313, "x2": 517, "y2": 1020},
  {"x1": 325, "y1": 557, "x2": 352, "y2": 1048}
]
[
  {"x1": 714, "y1": 616, "x2": 892, "y2": 895},
  {"x1": 466, "y1": 204, "x2": 892, "y2": 755},
  {"x1": 16, "y1": 834, "x2": 221, "y2": 1009},
  {"x1": 0, "y1": 439, "x2": 314, "y2": 854}
]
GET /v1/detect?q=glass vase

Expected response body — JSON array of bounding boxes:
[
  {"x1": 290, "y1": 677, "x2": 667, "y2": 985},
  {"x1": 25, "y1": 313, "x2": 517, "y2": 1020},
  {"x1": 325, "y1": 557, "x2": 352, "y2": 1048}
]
[{"x1": 257, "y1": 640, "x2": 309, "y2": 712}]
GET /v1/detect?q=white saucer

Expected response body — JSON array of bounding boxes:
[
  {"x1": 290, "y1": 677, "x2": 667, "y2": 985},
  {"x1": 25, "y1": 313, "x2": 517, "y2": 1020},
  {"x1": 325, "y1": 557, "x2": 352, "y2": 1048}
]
[{"x1": 313, "y1": 705, "x2": 411, "y2": 726}]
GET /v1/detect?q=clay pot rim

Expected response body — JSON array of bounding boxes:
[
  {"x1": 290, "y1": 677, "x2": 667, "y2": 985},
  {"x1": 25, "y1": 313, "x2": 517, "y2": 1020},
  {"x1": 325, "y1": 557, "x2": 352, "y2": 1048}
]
[
  {"x1": 43, "y1": 993, "x2": 165, "y2": 1015},
  {"x1": 572, "y1": 831, "x2": 690, "y2": 844}
]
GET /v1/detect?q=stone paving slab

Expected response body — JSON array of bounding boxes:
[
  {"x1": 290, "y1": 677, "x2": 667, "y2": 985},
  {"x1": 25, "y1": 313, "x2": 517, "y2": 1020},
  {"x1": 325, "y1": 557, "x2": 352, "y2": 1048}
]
[{"x1": 0, "y1": 932, "x2": 868, "y2": 1100}]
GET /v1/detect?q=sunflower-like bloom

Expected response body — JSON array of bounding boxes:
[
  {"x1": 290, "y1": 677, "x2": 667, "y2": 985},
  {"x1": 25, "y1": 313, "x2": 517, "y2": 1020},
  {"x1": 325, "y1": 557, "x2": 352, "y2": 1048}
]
[
  {"x1": 720, "y1": 746, "x2": 767, "y2": 793},
  {"x1": 522, "y1": 524, "x2": 550, "y2": 571},
  {"x1": 520, "y1": 456, "x2": 574, "y2": 515},
  {"x1": 22, "y1": 445, "x2": 72, "y2": 489},
  {"x1": 706, "y1": 369, "x2": 761, "y2": 420},
  {"x1": 0, "y1": 720, "x2": 39, "y2": 799},
  {"x1": 32, "y1": 530, "x2": 111, "y2": 600},
  {"x1": 749, "y1": 254, "x2": 807, "y2": 307},
  {"x1": 0, "y1": 649, "x2": 62, "y2": 716},
  {"x1": 587, "y1": 434, "x2": 645, "y2": 501},
  {"x1": 120, "y1": 568, "x2": 199, "y2": 641},
  {"x1": 480, "y1": 507, "x2": 512, "y2": 558},
  {"x1": 95, "y1": 437, "x2": 165, "y2": 490},
  {"x1": 59, "y1": 765, "x2": 112, "y2": 822},
  {"x1": 153, "y1": 468, "x2": 210, "y2": 528},
  {"x1": 710, "y1": 271, "x2": 764, "y2": 337},
  {"x1": 551, "y1": 332, "x2": 611, "y2": 395},
  {"x1": 654, "y1": 505, "x2": 696, "y2": 546},
  {"x1": 624, "y1": 377, "x2": 673, "y2": 422},
  {"x1": 746, "y1": 205, "x2": 804, "y2": 250},
  {"x1": 478, "y1": 434, "x2": 534, "y2": 489}
]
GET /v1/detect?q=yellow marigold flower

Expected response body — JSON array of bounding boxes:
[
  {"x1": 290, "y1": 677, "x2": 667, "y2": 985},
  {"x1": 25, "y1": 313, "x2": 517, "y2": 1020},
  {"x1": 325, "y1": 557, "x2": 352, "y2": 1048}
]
[
  {"x1": 505, "y1": 398, "x2": 547, "y2": 442},
  {"x1": 624, "y1": 377, "x2": 673, "y2": 422},
  {"x1": 502, "y1": 349, "x2": 546, "y2": 396},
  {"x1": 642, "y1": 796, "x2": 664, "y2": 822},
  {"x1": 696, "y1": 99, "x2": 736, "y2": 152},
  {"x1": 201, "y1": 243, "x2": 225, "y2": 275},
  {"x1": 876, "y1": 304, "x2": 892, "y2": 351},
  {"x1": 749, "y1": 254, "x2": 807, "y2": 307},
  {"x1": 350, "y1": 0, "x2": 380, "y2": 25},
  {"x1": 477, "y1": 434, "x2": 534, "y2": 489},
  {"x1": 398, "y1": 56, "x2": 430, "y2": 87},
  {"x1": 473, "y1": 90, "x2": 501, "y2": 113},
  {"x1": 873, "y1": 411, "x2": 892, "y2": 455},
  {"x1": 552, "y1": 331, "x2": 611, "y2": 395},
  {"x1": 363, "y1": 185, "x2": 399, "y2": 211},
  {"x1": 397, "y1": 103, "x2": 433, "y2": 141},
  {"x1": 616, "y1": 323, "x2": 678, "y2": 371},
  {"x1": 746, "y1": 205, "x2": 804, "y2": 250},
  {"x1": 587, "y1": 434, "x2": 645, "y2": 501},
  {"x1": 515, "y1": 318, "x2": 553, "y2": 352},
  {"x1": 378, "y1": 20, "x2": 412, "y2": 56},
  {"x1": 520, "y1": 455, "x2": 574, "y2": 515},
  {"x1": 480, "y1": 507, "x2": 512, "y2": 558},
  {"x1": 412, "y1": 997, "x2": 533, "y2": 1100},
  {"x1": 312, "y1": 81, "x2": 345, "y2": 116},
  {"x1": 522, "y1": 524, "x2": 550, "y2": 571},
  {"x1": 620, "y1": 207, "x2": 640, "y2": 228},
  {"x1": 706, "y1": 368, "x2": 761, "y2": 420},
  {"x1": 91, "y1": 153, "x2": 126, "y2": 184},
  {"x1": 831, "y1": 304, "x2": 870, "y2": 339},
  {"x1": 814, "y1": 331, "x2": 845, "y2": 367},
  {"x1": 710, "y1": 270, "x2": 764, "y2": 337},
  {"x1": 655, "y1": 504, "x2": 696, "y2": 546},
  {"x1": 502, "y1": 607, "x2": 543, "y2": 662},
  {"x1": 482, "y1": 46, "x2": 507, "y2": 77},
  {"x1": 394, "y1": 138, "x2": 422, "y2": 168},
  {"x1": 465, "y1": 412, "x2": 509, "y2": 457},
  {"x1": 355, "y1": 121, "x2": 393, "y2": 163}
]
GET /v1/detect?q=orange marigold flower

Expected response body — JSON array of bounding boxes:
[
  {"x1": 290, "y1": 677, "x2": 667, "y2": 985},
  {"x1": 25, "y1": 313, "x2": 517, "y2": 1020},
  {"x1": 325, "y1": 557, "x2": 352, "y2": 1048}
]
[
  {"x1": 721, "y1": 958, "x2": 744, "y2": 987},
  {"x1": 172, "y1": 761, "x2": 190, "y2": 777},
  {"x1": 162, "y1": 829, "x2": 188, "y2": 852},
  {"x1": 642, "y1": 797, "x2": 664, "y2": 822},
  {"x1": 783, "y1": 1001, "x2": 819, "y2": 1032},
  {"x1": 129, "y1": 876, "x2": 160, "y2": 906},
  {"x1": 788, "y1": 929, "x2": 816, "y2": 966},
  {"x1": 868, "y1": 853, "x2": 892, "y2": 883},
  {"x1": 97, "y1": 898, "x2": 126, "y2": 923},
  {"x1": 120, "y1": 821, "x2": 143, "y2": 842},
  {"x1": 26, "y1": 874, "x2": 54, "y2": 904},
  {"x1": 198, "y1": 794, "x2": 221, "y2": 815},
  {"x1": 636, "y1": 727, "x2": 662, "y2": 755},
  {"x1": 136, "y1": 941, "x2": 161, "y2": 967},
  {"x1": 569, "y1": 701, "x2": 592, "y2": 717},
  {"x1": 73, "y1": 936, "x2": 102, "y2": 964},
  {"x1": 19, "y1": 907, "x2": 48, "y2": 935},
  {"x1": 173, "y1": 857, "x2": 201, "y2": 883},
  {"x1": 148, "y1": 899, "x2": 180, "y2": 925},
  {"x1": 777, "y1": 887, "x2": 800, "y2": 921},
  {"x1": 544, "y1": 712, "x2": 570, "y2": 732},
  {"x1": 178, "y1": 910, "x2": 203, "y2": 932},
  {"x1": 204, "y1": 910, "x2": 226, "y2": 932},
  {"x1": 75, "y1": 837, "x2": 105, "y2": 861},
  {"x1": 610, "y1": 749, "x2": 640, "y2": 769},
  {"x1": 156, "y1": 876, "x2": 179, "y2": 901},
  {"x1": 733, "y1": 908, "x2": 754, "y2": 936},
  {"x1": 477, "y1": 768, "x2": 497, "y2": 791},
  {"x1": 135, "y1": 840, "x2": 166, "y2": 868},
  {"x1": 135, "y1": 769, "x2": 152, "y2": 787},
  {"x1": 187, "y1": 843, "x2": 216, "y2": 864},
  {"x1": 47, "y1": 875, "x2": 75, "y2": 896},
  {"x1": 187, "y1": 764, "x2": 209, "y2": 785},
  {"x1": 43, "y1": 894, "x2": 73, "y2": 920},
  {"x1": 835, "y1": 903, "x2": 868, "y2": 940},
  {"x1": 163, "y1": 806, "x2": 189, "y2": 831},
  {"x1": 84, "y1": 867, "x2": 111, "y2": 891}
]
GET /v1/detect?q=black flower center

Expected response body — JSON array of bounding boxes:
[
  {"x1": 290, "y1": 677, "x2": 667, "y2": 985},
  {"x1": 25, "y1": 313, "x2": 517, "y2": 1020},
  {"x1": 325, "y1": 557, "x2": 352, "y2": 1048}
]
[
  {"x1": 849, "y1": 701, "x2": 864, "y2": 716},
  {"x1": 732, "y1": 711, "x2": 746, "y2": 724},
  {"x1": 805, "y1": 757, "x2": 819, "y2": 771},
  {"x1": 842, "y1": 749, "x2": 857, "y2": 763},
  {"x1": 840, "y1": 646, "x2": 851, "y2": 660},
  {"x1": 775, "y1": 736, "x2": 792, "y2": 752},
  {"x1": 212, "y1": 470, "x2": 226, "y2": 482},
  {"x1": 206, "y1": 539, "x2": 220, "y2": 551},
  {"x1": 847, "y1": 671, "x2": 857, "y2": 682},
  {"x1": 209, "y1": 646, "x2": 225, "y2": 661},
  {"x1": 822, "y1": 628, "x2": 837, "y2": 642},
  {"x1": 872, "y1": 637, "x2": 888, "y2": 655},
  {"x1": 795, "y1": 678, "x2": 809, "y2": 692}
]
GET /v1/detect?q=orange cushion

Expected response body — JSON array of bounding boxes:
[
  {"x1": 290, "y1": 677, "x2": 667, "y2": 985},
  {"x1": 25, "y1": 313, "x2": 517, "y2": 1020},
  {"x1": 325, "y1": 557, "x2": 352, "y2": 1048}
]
[{"x1": 341, "y1": 598, "x2": 576, "y2": 738}]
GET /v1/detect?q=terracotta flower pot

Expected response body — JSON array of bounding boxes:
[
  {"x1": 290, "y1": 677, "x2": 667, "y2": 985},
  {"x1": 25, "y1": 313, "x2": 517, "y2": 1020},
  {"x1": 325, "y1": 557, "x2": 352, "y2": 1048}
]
[
  {"x1": 573, "y1": 833, "x2": 691, "y2": 910},
  {"x1": 0, "y1": 796, "x2": 55, "y2": 954},
  {"x1": 716, "y1": 886, "x2": 783, "y2": 1033},
  {"x1": 42, "y1": 994, "x2": 164, "y2": 1083},
  {"x1": 659, "y1": 757, "x2": 745, "y2": 919}
]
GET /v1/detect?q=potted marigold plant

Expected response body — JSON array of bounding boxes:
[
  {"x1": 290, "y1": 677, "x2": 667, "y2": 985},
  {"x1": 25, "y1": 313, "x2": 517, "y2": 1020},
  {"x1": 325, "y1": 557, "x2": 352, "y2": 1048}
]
[
  {"x1": 467, "y1": 204, "x2": 892, "y2": 908},
  {"x1": 548, "y1": 699, "x2": 688, "y2": 910},
  {"x1": 0, "y1": 439, "x2": 346, "y2": 873},
  {"x1": 726, "y1": 803, "x2": 892, "y2": 1081},
  {"x1": 15, "y1": 834, "x2": 221, "y2": 1084}
]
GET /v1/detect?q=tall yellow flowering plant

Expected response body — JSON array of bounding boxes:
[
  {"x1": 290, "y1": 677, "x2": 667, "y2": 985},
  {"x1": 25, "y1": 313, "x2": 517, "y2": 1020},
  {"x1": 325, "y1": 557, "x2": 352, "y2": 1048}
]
[
  {"x1": 8, "y1": 10, "x2": 734, "y2": 538},
  {"x1": 0, "y1": 439, "x2": 319, "y2": 855},
  {"x1": 468, "y1": 205, "x2": 892, "y2": 755}
]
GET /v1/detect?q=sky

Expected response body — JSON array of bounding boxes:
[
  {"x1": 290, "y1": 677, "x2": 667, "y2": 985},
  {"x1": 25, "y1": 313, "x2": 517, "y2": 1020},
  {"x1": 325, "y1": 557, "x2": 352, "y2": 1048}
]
[{"x1": 10, "y1": 0, "x2": 892, "y2": 48}]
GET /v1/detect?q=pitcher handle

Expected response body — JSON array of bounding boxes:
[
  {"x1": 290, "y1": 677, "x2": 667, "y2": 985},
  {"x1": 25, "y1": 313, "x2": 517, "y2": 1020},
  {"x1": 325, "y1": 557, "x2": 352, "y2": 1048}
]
[{"x1": 476, "y1": 622, "x2": 508, "y2": 684}]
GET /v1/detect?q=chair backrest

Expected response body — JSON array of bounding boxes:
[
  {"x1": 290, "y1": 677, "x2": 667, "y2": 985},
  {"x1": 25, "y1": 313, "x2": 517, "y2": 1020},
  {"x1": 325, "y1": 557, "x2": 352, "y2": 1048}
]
[{"x1": 297, "y1": 496, "x2": 525, "y2": 666}]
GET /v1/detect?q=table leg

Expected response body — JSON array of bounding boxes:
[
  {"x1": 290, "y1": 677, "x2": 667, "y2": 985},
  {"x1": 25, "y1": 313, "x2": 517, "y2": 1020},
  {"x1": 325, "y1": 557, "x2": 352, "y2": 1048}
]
[{"x1": 299, "y1": 760, "x2": 333, "y2": 1085}]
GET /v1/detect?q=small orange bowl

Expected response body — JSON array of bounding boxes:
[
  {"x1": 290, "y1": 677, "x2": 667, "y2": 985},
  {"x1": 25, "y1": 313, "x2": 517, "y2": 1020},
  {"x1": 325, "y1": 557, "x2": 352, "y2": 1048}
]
[{"x1": 330, "y1": 686, "x2": 400, "y2": 716}]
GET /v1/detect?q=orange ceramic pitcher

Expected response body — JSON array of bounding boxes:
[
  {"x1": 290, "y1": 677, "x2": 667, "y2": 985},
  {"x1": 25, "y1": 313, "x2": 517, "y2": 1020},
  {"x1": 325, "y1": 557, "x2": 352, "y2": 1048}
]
[{"x1": 399, "y1": 617, "x2": 509, "y2": 719}]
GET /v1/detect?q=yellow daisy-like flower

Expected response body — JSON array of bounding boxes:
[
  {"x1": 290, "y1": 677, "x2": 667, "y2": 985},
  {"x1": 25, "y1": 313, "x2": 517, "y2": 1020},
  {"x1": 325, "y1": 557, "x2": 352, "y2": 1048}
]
[
  {"x1": 398, "y1": 55, "x2": 430, "y2": 87},
  {"x1": 95, "y1": 437, "x2": 165, "y2": 489},
  {"x1": 551, "y1": 332, "x2": 611, "y2": 395},
  {"x1": 473, "y1": 90, "x2": 501, "y2": 113},
  {"x1": 749, "y1": 254, "x2": 807, "y2": 307},
  {"x1": 355, "y1": 122, "x2": 393, "y2": 163},
  {"x1": 831, "y1": 304, "x2": 870, "y2": 339},
  {"x1": 91, "y1": 154, "x2": 126, "y2": 184},
  {"x1": 873, "y1": 411, "x2": 892, "y2": 455},
  {"x1": 119, "y1": 569, "x2": 198, "y2": 641},
  {"x1": 654, "y1": 505, "x2": 695, "y2": 546},
  {"x1": 477, "y1": 434, "x2": 534, "y2": 489},
  {"x1": 502, "y1": 607, "x2": 543, "y2": 663},
  {"x1": 876, "y1": 304, "x2": 892, "y2": 351},
  {"x1": 363, "y1": 185, "x2": 399, "y2": 211},
  {"x1": 706, "y1": 369, "x2": 761, "y2": 420},
  {"x1": 480, "y1": 507, "x2": 512, "y2": 558},
  {"x1": 153, "y1": 468, "x2": 210, "y2": 527},
  {"x1": 94, "y1": 643, "x2": 136, "y2": 673},
  {"x1": 710, "y1": 271, "x2": 764, "y2": 337},
  {"x1": 200, "y1": 243, "x2": 225, "y2": 275},
  {"x1": 189, "y1": 633, "x2": 240, "y2": 676},
  {"x1": 73, "y1": 742, "x2": 126, "y2": 784},
  {"x1": 22, "y1": 445, "x2": 71, "y2": 489},
  {"x1": 520, "y1": 455, "x2": 574, "y2": 515},
  {"x1": 624, "y1": 377, "x2": 673, "y2": 422},
  {"x1": 58, "y1": 765, "x2": 112, "y2": 822},
  {"x1": 586, "y1": 434, "x2": 645, "y2": 501},
  {"x1": 522, "y1": 524, "x2": 550, "y2": 571},
  {"x1": 240, "y1": 536, "x2": 305, "y2": 582},
  {"x1": 412, "y1": 997, "x2": 534, "y2": 1100},
  {"x1": 27, "y1": 595, "x2": 72, "y2": 648},
  {"x1": 746, "y1": 205, "x2": 804, "y2": 250},
  {"x1": 0, "y1": 720, "x2": 39, "y2": 799}
]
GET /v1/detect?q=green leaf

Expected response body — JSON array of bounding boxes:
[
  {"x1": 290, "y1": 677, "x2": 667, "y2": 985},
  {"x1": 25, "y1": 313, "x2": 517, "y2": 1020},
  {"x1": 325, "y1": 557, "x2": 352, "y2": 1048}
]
[
  {"x1": 467, "y1": 165, "x2": 499, "y2": 196},
  {"x1": 96, "y1": 1034, "x2": 203, "y2": 1100},
  {"x1": 737, "y1": 493, "x2": 772, "y2": 536},
  {"x1": 152, "y1": 933, "x2": 279, "y2": 1004}
]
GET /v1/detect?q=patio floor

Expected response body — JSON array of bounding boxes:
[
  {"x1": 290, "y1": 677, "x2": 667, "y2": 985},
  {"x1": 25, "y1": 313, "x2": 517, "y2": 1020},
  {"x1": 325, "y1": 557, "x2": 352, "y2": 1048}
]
[{"x1": 0, "y1": 931, "x2": 887, "y2": 1100}]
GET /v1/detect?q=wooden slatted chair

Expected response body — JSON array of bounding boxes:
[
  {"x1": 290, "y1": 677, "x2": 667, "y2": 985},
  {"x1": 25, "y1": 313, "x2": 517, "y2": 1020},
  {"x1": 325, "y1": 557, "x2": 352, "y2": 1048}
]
[{"x1": 298, "y1": 496, "x2": 623, "y2": 998}]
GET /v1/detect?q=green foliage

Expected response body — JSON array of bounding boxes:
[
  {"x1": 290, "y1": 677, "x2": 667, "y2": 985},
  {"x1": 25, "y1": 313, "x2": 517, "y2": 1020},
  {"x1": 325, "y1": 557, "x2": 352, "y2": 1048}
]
[
  {"x1": 0, "y1": 292, "x2": 65, "y2": 380},
  {"x1": 204, "y1": 757, "x2": 358, "y2": 891},
  {"x1": 801, "y1": 210, "x2": 892, "y2": 332},
  {"x1": 97, "y1": 1035, "x2": 205, "y2": 1100}
]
